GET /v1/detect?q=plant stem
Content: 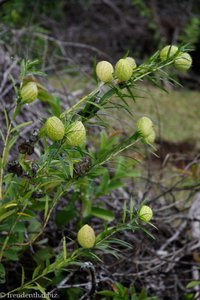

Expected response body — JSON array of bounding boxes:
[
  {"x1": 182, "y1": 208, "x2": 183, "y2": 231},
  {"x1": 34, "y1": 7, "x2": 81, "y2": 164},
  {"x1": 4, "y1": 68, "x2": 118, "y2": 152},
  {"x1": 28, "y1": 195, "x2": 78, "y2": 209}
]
[
  {"x1": 12, "y1": 189, "x2": 64, "y2": 247},
  {"x1": 60, "y1": 87, "x2": 100, "y2": 118},
  {"x1": 0, "y1": 105, "x2": 18, "y2": 201},
  {"x1": 63, "y1": 59, "x2": 174, "y2": 121},
  {"x1": 0, "y1": 218, "x2": 19, "y2": 262},
  {"x1": 3, "y1": 258, "x2": 77, "y2": 296}
]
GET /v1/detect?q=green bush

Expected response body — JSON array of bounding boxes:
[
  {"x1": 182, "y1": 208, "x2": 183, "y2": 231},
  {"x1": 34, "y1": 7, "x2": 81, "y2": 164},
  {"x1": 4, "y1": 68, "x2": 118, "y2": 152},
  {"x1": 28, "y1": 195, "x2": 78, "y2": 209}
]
[{"x1": 0, "y1": 45, "x2": 192, "y2": 298}]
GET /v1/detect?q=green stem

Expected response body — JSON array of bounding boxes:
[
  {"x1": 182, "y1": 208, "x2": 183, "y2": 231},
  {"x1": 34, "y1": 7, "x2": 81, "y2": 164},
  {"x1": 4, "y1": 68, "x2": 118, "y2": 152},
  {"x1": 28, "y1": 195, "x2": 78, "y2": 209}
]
[
  {"x1": 94, "y1": 132, "x2": 140, "y2": 167},
  {"x1": 0, "y1": 105, "x2": 19, "y2": 201},
  {"x1": 0, "y1": 199, "x2": 29, "y2": 262},
  {"x1": 0, "y1": 218, "x2": 19, "y2": 262},
  {"x1": 60, "y1": 87, "x2": 100, "y2": 118},
  {"x1": 63, "y1": 59, "x2": 174, "y2": 121},
  {"x1": 3, "y1": 256, "x2": 79, "y2": 296}
]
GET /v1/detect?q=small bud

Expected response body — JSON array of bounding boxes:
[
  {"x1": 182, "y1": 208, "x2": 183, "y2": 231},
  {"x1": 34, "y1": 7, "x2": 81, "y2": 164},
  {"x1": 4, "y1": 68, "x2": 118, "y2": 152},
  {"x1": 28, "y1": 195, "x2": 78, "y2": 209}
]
[
  {"x1": 115, "y1": 58, "x2": 133, "y2": 82},
  {"x1": 174, "y1": 52, "x2": 192, "y2": 71},
  {"x1": 20, "y1": 82, "x2": 38, "y2": 104},
  {"x1": 77, "y1": 224, "x2": 96, "y2": 248},
  {"x1": 65, "y1": 121, "x2": 86, "y2": 147},
  {"x1": 96, "y1": 61, "x2": 114, "y2": 83},
  {"x1": 138, "y1": 205, "x2": 153, "y2": 222},
  {"x1": 136, "y1": 117, "x2": 153, "y2": 138},
  {"x1": 160, "y1": 45, "x2": 178, "y2": 61},
  {"x1": 45, "y1": 116, "x2": 65, "y2": 141},
  {"x1": 143, "y1": 129, "x2": 156, "y2": 145},
  {"x1": 125, "y1": 57, "x2": 137, "y2": 69}
]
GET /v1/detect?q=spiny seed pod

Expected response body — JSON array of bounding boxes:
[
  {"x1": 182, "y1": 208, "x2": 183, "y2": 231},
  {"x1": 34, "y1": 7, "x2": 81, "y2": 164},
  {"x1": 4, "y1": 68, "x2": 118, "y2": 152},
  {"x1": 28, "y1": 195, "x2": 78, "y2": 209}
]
[
  {"x1": 139, "y1": 205, "x2": 153, "y2": 222},
  {"x1": 77, "y1": 224, "x2": 96, "y2": 248},
  {"x1": 96, "y1": 61, "x2": 114, "y2": 83},
  {"x1": 174, "y1": 52, "x2": 192, "y2": 71},
  {"x1": 115, "y1": 58, "x2": 133, "y2": 82},
  {"x1": 143, "y1": 129, "x2": 156, "y2": 145},
  {"x1": 65, "y1": 121, "x2": 86, "y2": 147},
  {"x1": 45, "y1": 116, "x2": 65, "y2": 141},
  {"x1": 20, "y1": 82, "x2": 38, "y2": 104},
  {"x1": 125, "y1": 57, "x2": 137, "y2": 69},
  {"x1": 136, "y1": 117, "x2": 153, "y2": 138},
  {"x1": 160, "y1": 45, "x2": 178, "y2": 61}
]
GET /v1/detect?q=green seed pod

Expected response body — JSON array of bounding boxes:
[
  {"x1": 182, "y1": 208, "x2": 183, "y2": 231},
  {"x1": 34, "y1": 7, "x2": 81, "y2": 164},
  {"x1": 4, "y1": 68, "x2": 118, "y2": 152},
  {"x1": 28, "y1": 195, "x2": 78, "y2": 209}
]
[
  {"x1": 136, "y1": 117, "x2": 153, "y2": 138},
  {"x1": 160, "y1": 45, "x2": 178, "y2": 61},
  {"x1": 174, "y1": 52, "x2": 192, "y2": 71},
  {"x1": 96, "y1": 61, "x2": 114, "y2": 83},
  {"x1": 65, "y1": 121, "x2": 86, "y2": 147},
  {"x1": 125, "y1": 57, "x2": 137, "y2": 69},
  {"x1": 143, "y1": 129, "x2": 156, "y2": 145},
  {"x1": 45, "y1": 116, "x2": 65, "y2": 141},
  {"x1": 115, "y1": 58, "x2": 133, "y2": 82},
  {"x1": 20, "y1": 82, "x2": 38, "y2": 103},
  {"x1": 139, "y1": 205, "x2": 153, "y2": 222},
  {"x1": 77, "y1": 224, "x2": 96, "y2": 248}
]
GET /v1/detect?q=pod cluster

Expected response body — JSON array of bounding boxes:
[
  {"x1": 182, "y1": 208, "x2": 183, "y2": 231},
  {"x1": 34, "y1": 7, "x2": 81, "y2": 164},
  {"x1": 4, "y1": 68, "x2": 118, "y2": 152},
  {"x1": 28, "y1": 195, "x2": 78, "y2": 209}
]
[
  {"x1": 136, "y1": 116, "x2": 156, "y2": 145},
  {"x1": 160, "y1": 45, "x2": 192, "y2": 71},
  {"x1": 96, "y1": 56, "x2": 137, "y2": 83},
  {"x1": 45, "y1": 116, "x2": 86, "y2": 147}
]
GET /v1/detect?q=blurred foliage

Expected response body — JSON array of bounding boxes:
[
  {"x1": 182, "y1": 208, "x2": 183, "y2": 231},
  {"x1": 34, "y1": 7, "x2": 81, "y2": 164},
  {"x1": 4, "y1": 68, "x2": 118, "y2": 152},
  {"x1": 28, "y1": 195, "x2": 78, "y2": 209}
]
[
  {"x1": 99, "y1": 282, "x2": 158, "y2": 300},
  {"x1": 179, "y1": 16, "x2": 200, "y2": 46},
  {"x1": 0, "y1": 0, "x2": 64, "y2": 26},
  {"x1": 1, "y1": 0, "x2": 200, "y2": 79}
]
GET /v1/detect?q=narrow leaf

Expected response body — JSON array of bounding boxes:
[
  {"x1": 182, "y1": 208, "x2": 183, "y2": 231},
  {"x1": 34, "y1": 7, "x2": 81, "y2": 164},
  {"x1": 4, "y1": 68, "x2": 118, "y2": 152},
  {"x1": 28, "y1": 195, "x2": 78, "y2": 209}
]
[
  {"x1": 10, "y1": 121, "x2": 32, "y2": 133},
  {"x1": 91, "y1": 207, "x2": 114, "y2": 222},
  {"x1": 63, "y1": 237, "x2": 67, "y2": 261}
]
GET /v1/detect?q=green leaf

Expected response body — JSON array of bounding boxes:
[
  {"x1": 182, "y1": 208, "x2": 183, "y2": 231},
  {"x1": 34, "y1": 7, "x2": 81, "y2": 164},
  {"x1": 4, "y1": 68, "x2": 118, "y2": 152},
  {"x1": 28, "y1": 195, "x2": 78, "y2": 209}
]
[
  {"x1": 20, "y1": 59, "x2": 26, "y2": 79},
  {"x1": 28, "y1": 220, "x2": 42, "y2": 240},
  {"x1": 3, "y1": 249, "x2": 19, "y2": 261},
  {"x1": 63, "y1": 236, "x2": 67, "y2": 261},
  {"x1": 91, "y1": 207, "x2": 114, "y2": 222},
  {"x1": 4, "y1": 108, "x2": 9, "y2": 130},
  {"x1": 32, "y1": 265, "x2": 41, "y2": 279},
  {"x1": 186, "y1": 280, "x2": 200, "y2": 289},
  {"x1": 0, "y1": 208, "x2": 16, "y2": 222},
  {"x1": 0, "y1": 263, "x2": 6, "y2": 284},
  {"x1": 21, "y1": 266, "x2": 25, "y2": 287},
  {"x1": 98, "y1": 290, "x2": 117, "y2": 296},
  {"x1": 55, "y1": 208, "x2": 77, "y2": 226},
  {"x1": 38, "y1": 89, "x2": 61, "y2": 116},
  {"x1": 0, "y1": 129, "x2": 5, "y2": 143},
  {"x1": 122, "y1": 200, "x2": 127, "y2": 224},
  {"x1": 3, "y1": 135, "x2": 18, "y2": 166},
  {"x1": 10, "y1": 121, "x2": 32, "y2": 134},
  {"x1": 44, "y1": 195, "x2": 49, "y2": 220},
  {"x1": 35, "y1": 283, "x2": 51, "y2": 300},
  {"x1": 28, "y1": 59, "x2": 40, "y2": 68}
]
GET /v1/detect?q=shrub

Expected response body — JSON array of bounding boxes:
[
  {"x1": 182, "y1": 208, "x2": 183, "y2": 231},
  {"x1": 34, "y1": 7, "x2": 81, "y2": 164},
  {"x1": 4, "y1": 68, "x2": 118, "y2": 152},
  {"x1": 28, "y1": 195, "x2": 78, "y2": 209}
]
[{"x1": 0, "y1": 45, "x2": 192, "y2": 298}]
